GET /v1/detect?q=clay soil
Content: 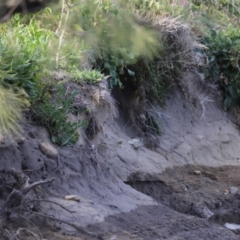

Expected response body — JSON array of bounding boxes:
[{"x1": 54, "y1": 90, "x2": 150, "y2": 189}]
[
  {"x1": 52, "y1": 165, "x2": 240, "y2": 239},
  {"x1": 1, "y1": 127, "x2": 240, "y2": 239}
]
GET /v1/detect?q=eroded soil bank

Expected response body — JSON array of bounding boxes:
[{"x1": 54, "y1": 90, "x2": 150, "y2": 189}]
[
  {"x1": 127, "y1": 165, "x2": 240, "y2": 220},
  {"x1": 1, "y1": 126, "x2": 240, "y2": 239},
  {"x1": 83, "y1": 165, "x2": 240, "y2": 240},
  {"x1": 1, "y1": 72, "x2": 240, "y2": 239}
]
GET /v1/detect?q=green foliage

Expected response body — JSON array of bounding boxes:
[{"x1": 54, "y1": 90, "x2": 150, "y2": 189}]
[
  {"x1": 0, "y1": 12, "x2": 88, "y2": 142},
  {"x1": 71, "y1": 69, "x2": 103, "y2": 84},
  {"x1": 4, "y1": 0, "x2": 240, "y2": 139},
  {"x1": 132, "y1": 0, "x2": 240, "y2": 36},
  {"x1": 131, "y1": 0, "x2": 189, "y2": 16},
  {"x1": 203, "y1": 27, "x2": 240, "y2": 110},
  {"x1": 130, "y1": 58, "x2": 169, "y2": 105},
  {"x1": 32, "y1": 85, "x2": 88, "y2": 146},
  {"x1": 67, "y1": 0, "x2": 160, "y2": 88},
  {"x1": 0, "y1": 13, "x2": 55, "y2": 134},
  {"x1": 0, "y1": 13, "x2": 55, "y2": 96}
]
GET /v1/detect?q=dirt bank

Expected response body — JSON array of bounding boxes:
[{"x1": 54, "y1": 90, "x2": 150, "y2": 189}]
[
  {"x1": 1, "y1": 129, "x2": 240, "y2": 239},
  {"x1": 1, "y1": 71, "x2": 240, "y2": 239}
]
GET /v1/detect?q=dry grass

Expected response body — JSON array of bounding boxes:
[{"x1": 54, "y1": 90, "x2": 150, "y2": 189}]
[
  {"x1": 66, "y1": 77, "x2": 118, "y2": 140},
  {"x1": 134, "y1": 11, "x2": 218, "y2": 121},
  {"x1": 147, "y1": 15, "x2": 205, "y2": 66},
  {"x1": 0, "y1": 87, "x2": 29, "y2": 135}
]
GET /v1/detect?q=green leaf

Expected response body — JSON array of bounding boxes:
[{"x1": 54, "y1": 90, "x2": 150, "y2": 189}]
[
  {"x1": 104, "y1": 62, "x2": 111, "y2": 69},
  {"x1": 127, "y1": 53, "x2": 135, "y2": 60},
  {"x1": 127, "y1": 69, "x2": 135, "y2": 76},
  {"x1": 227, "y1": 86, "x2": 240, "y2": 99},
  {"x1": 51, "y1": 136, "x2": 58, "y2": 143},
  {"x1": 210, "y1": 56, "x2": 216, "y2": 62}
]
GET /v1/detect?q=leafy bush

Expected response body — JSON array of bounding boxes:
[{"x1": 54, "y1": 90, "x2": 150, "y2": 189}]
[
  {"x1": 32, "y1": 84, "x2": 88, "y2": 145},
  {"x1": 67, "y1": 0, "x2": 160, "y2": 88},
  {"x1": 4, "y1": 0, "x2": 240, "y2": 139},
  {"x1": 0, "y1": 13, "x2": 55, "y2": 134},
  {"x1": 129, "y1": 58, "x2": 169, "y2": 105},
  {"x1": 203, "y1": 27, "x2": 240, "y2": 110},
  {"x1": 0, "y1": 12, "x2": 89, "y2": 142},
  {"x1": 71, "y1": 69, "x2": 103, "y2": 84}
]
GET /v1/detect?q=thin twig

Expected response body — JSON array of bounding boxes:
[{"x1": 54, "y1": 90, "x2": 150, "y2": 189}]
[
  {"x1": 23, "y1": 178, "x2": 55, "y2": 194},
  {"x1": 56, "y1": 0, "x2": 70, "y2": 69},
  {"x1": 55, "y1": 0, "x2": 65, "y2": 35},
  {"x1": 15, "y1": 228, "x2": 41, "y2": 240}
]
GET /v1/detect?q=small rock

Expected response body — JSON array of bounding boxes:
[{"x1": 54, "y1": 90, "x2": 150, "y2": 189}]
[
  {"x1": 224, "y1": 189, "x2": 229, "y2": 195},
  {"x1": 128, "y1": 139, "x2": 143, "y2": 149},
  {"x1": 64, "y1": 195, "x2": 80, "y2": 202},
  {"x1": 230, "y1": 187, "x2": 238, "y2": 194},
  {"x1": 139, "y1": 114, "x2": 146, "y2": 121},
  {"x1": 16, "y1": 137, "x2": 25, "y2": 144},
  {"x1": 196, "y1": 135, "x2": 203, "y2": 142},
  {"x1": 224, "y1": 223, "x2": 240, "y2": 231},
  {"x1": 194, "y1": 170, "x2": 201, "y2": 175},
  {"x1": 39, "y1": 142, "x2": 58, "y2": 159},
  {"x1": 191, "y1": 203, "x2": 214, "y2": 219}
]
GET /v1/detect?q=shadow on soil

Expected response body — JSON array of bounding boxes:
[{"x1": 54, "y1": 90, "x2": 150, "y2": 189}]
[{"x1": 126, "y1": 164, "x2": 240, "y2": 236}]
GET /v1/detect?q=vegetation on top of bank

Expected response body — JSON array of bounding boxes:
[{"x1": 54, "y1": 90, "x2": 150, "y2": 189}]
[{"x1": 1, "y1": 0, "x2": 240, "y2": 144}]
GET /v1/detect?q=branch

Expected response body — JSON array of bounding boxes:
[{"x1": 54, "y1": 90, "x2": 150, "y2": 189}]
[
  {"x1": 0, "y1": 178, "x2": 55, "y2": 213},
  {"x1": 23, "y1": 178, "x2": 55, "y2": 194},
  {"x1": 15, "y1": 228, "x2": 41, "y2": 240}
]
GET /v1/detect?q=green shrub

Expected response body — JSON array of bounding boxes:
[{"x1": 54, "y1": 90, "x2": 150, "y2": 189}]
[
  {"x1": 203, "y1": 27, "x2": 240, "y2": 110},
  {"x1": 0, "y1": 13, "x2": 55, "y2": 134},
  {"x1": 71, "y1": 69, "x2": 103, "y2": 84},
  {"x1": 67, "y1": 0, "x2": 160, "y2": 88},
  {"x1": 0, "y1": 12, "x2": 89, "y2": 142},
  {"x1": 32, "y1": 84, "x2": 88, "y2": 145},
  {"x1": 0, "y1": 13, "x2": 56, "y2": 96}
]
